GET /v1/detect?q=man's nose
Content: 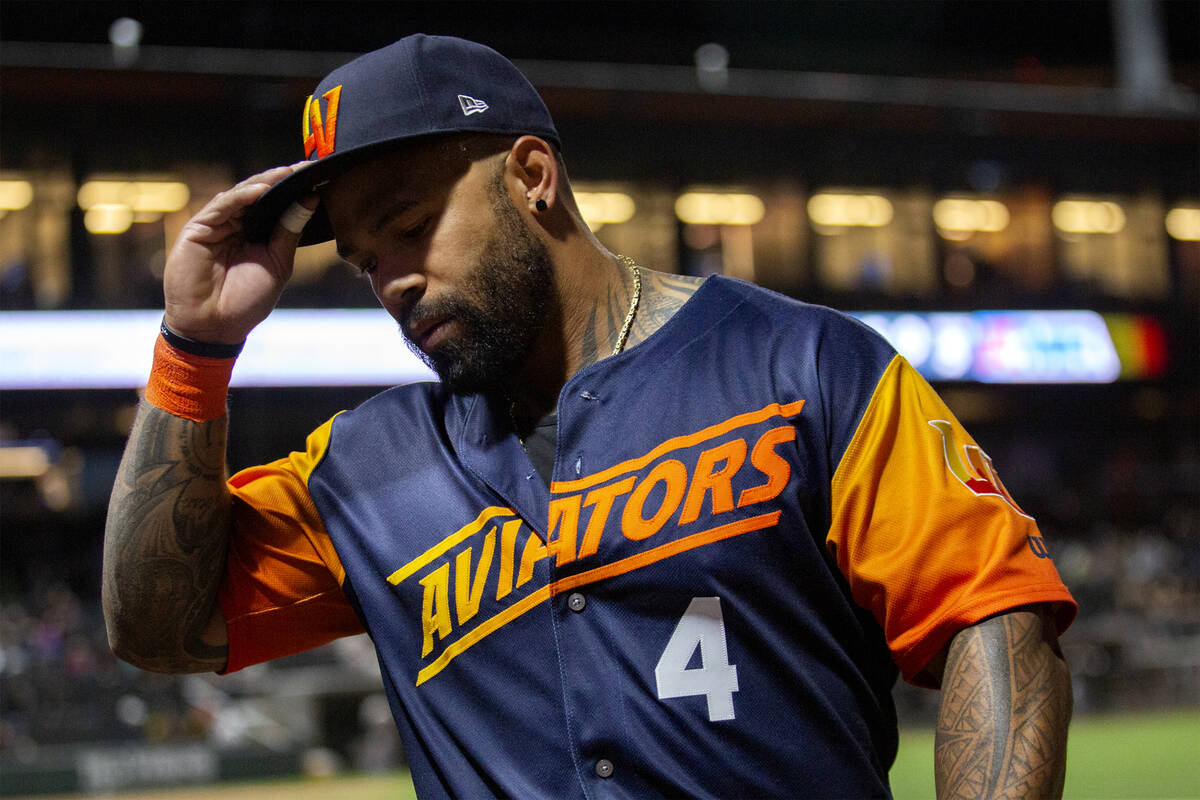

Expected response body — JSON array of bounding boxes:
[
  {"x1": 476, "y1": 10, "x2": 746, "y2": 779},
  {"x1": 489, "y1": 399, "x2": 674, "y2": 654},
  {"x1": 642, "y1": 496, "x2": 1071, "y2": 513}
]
[{"x1": 376, "y1": 266, "x2": 427, "y2": 310}]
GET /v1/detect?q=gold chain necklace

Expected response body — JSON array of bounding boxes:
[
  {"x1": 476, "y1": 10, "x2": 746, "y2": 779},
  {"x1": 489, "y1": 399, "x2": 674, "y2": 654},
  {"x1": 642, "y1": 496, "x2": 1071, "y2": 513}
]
[
  {"x1": 612, "y1": 254, "x2": 642, "y2": 357},
  {"x1": 510, "y1": 254, "x2": 641, "y2": 448}
]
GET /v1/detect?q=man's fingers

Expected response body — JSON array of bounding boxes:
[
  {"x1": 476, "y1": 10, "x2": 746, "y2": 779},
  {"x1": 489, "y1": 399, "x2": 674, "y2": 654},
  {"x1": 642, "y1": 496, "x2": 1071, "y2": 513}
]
[
  {"x1": 214, "y1": 163, "x2": 311, "y2": 216},
  {"x1": 270, "y1": 192, "x2": 320, "y2": 248},
  {"x1": 278, "y1": 201, "x2": 316, "y2": 235}
]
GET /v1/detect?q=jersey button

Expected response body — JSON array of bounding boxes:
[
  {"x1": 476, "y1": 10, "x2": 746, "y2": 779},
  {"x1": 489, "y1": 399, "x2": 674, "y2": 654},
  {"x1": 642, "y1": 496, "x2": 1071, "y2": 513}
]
[
  {"x1": 567, "y1": 592, "x2": 586, "y2": 612},
  {"x1": 595, "y1": 758, "x2": 614, "y2": 779}
]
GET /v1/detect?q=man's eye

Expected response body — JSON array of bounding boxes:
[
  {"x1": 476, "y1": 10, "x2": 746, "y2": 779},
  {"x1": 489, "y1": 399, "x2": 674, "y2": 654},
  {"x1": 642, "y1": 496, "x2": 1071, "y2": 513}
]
[{"x1": 398, "y1": 218, "x2": 430, "y2": 241}]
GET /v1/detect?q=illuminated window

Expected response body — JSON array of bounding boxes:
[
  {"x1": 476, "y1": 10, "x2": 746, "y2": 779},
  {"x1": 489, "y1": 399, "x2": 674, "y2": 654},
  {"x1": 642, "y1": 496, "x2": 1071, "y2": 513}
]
[
  {"x1": 1165, "y1": 206, "x2": 1200, "y2": 241},
  {"x1": 932, "y1": 190, "x2": 1055, "y2": 295},
  {"x1": 674, "y1": 185, "x2": 818, "y2": 286},
  {"x1": 77, "y1": 178, "x2": 190, "y2": 234},
  {"x1": 807, "y1": 193, "x2": 893, "y2": 230},
  {"x1": 1052, "y1": 199, "x2": 1126, "y2": 235},
  {"x1": 70, "y1": 169, "x2": 230, "y2": 308},
  {"x1": 933, "y1": 198, "x2": 1010, "y2": 240},
  {"x1": 0, "y1": 180, "x2": 34, "y2": 216},
  {"x1": 573, "y1": 182, "x2": 676, "y2": 279},
  {"x1": 808, "y1": 188, "x2": 935, "y2": 295},
  {"x1": 1, "y1": 171, "x2": 74, "y2": 309},
  {"x1": 1053, "y1": 194, "x2": 1168, "y2": 299},
  {"x1": 676, "y1": 192, "x2": 765, "y2": 226},
  {"x1": 575, "y1": 191, "x2": 636, "y2": 231}
]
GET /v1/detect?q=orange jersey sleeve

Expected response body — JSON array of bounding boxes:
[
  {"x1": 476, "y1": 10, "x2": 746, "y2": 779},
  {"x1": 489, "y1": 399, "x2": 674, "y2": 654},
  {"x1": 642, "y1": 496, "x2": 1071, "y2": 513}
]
[
  {"x1": 828, "y1": 356, "x2": 1076, "y2": 686},
  {"x1": 219, "y1": 414, "x2": 365, "y2": 672}
]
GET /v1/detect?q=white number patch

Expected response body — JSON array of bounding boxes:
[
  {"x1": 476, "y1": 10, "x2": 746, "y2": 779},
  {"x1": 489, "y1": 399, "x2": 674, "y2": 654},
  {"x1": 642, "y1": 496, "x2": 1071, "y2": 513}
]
[{"x1": 654, "y1": 596, "x2": 739, "y2": 721}]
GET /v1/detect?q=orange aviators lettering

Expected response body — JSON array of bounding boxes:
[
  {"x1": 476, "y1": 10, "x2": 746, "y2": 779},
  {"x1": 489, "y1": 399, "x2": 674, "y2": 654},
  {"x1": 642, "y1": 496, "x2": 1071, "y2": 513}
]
[
  {"x1": 929, "y1": 419, "x2": 1030, "y2": 517},
  {"x1": 302, "y1": 86, "x2": 343, "y2": 159}
]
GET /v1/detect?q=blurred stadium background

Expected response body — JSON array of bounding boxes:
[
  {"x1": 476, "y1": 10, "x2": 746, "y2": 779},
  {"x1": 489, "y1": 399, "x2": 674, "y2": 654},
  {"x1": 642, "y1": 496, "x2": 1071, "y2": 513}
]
[{"x1": 1, "y1": 1, "x2": 1197, "y2": 796}]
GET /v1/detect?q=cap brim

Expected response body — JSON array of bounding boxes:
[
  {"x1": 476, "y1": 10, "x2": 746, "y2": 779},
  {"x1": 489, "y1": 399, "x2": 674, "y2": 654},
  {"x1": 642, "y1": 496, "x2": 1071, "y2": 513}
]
[
  {"x1": 242, "y1": 138, "x2": 420, "y2": 246},
  {"x1": 244, "y1": 127, "x2": 559, "y2": 246}
]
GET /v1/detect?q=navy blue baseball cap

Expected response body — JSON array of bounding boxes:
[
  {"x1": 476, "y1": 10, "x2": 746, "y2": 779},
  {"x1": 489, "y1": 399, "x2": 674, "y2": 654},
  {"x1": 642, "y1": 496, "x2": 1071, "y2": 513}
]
[{"x1": 244, "y1": 34, "x2": 560, "y2": 245}]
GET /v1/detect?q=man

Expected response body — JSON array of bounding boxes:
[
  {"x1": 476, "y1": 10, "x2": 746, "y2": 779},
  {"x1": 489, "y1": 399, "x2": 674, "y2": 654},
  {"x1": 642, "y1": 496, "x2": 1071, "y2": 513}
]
[{"x1": 104, "y1": 34, "x2": 1075, "y2": 798}]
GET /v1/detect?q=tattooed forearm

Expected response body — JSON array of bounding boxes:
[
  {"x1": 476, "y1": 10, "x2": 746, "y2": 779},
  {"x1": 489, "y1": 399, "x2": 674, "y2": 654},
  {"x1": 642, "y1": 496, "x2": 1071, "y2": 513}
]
[
  {"x1": 103, "y1": 402, "x2": 231, "y2": 673},
  {"x1": 935, "y1": 608, "x2": 1072, "y2": 800}
]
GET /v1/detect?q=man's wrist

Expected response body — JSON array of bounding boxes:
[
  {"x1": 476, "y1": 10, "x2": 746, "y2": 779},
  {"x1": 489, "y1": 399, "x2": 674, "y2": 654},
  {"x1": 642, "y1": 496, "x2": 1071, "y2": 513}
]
[
  {"x1": 144, "y1": 333, "x2": 238, "y2": 422},
  {"x1": 159, "y1": 317, "x2": 246, "y2": 359}
]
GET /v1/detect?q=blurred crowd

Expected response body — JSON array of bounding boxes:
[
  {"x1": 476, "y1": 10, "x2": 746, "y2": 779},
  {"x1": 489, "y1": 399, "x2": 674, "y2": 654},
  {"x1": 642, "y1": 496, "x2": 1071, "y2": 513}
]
[{"x1": 0, "y1": 582, "x2": 204, "y2": 762}]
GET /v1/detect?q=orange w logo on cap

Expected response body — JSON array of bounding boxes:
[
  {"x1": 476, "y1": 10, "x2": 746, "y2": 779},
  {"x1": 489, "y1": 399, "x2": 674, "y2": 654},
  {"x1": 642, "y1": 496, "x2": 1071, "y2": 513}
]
[
  {"x1": 929, "y1": 419, "x2": 1030, "y2": 518},
  {"x1": 302, "y1": 86, "x2": 343, "y2": 159}
]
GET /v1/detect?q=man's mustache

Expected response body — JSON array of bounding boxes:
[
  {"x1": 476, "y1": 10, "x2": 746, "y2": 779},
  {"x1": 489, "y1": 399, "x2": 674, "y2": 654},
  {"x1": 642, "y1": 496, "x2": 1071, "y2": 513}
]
[{"x1": 399, "y1": 292, "x2": 476, "y2": 343}]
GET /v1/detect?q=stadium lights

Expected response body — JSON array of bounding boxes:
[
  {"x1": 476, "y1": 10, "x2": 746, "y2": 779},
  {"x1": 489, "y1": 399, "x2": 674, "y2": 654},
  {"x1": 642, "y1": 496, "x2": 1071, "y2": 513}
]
[
  {"x1": 77, "y1": 179, "x2": 190, "y2": 234},
  {"x1": 83, "y1": 204, "x2": 135, "y2": 235},
  {"x1": 1051, "y1": 199, "x2": 1126, "y2": 235},
  {"x1": 0, "y1": 445, "x2": 52, "y2": 479},
  {"x1": 0, "y1": 180, "x2": 34, "y2": 214},
  {"x1": 933, "y1": 198, "x2": 1010, "y2": 240},
  {"x1": 77, "y1": 180, "x2": 190, "y2": 213},
  {"x1": 575, "y1": 192, "x2": 636, "y2": 231},
  {"x1": 1164, "y1": 207, "x2": 1200, "y2": 241},
  {"x1": 807, "y1": 193, "x2": 893, "y2": 229},
  {"x1": 675, "y1": 192, "x2": 765, "y2": 226}
]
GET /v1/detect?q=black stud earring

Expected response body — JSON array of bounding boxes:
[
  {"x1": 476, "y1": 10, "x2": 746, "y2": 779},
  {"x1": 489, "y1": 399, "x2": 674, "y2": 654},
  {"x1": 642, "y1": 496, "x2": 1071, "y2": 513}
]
[{"x1": 535, "y1": 199, "x2": 547, "y2": 212}]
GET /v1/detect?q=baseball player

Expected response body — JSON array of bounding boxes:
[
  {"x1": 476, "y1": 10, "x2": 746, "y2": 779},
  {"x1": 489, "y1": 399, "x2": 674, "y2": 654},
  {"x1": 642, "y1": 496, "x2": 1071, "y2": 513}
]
[{"x1": 104, "y1": 34, "x2": 1076, "y2": 798}]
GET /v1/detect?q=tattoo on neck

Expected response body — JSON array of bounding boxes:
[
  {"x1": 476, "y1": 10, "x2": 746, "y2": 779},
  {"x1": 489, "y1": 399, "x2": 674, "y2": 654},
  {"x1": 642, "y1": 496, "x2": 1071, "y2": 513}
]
[{"x1": 580, "y1": 304, "x2": 600, "y2": 367}]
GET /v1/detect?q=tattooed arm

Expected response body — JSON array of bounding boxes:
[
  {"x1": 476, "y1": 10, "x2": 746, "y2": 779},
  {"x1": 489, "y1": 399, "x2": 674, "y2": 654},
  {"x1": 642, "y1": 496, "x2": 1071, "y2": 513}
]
[
  {"x1": 103, "y1": 405, "x2": 231, "y2": 673},
  {"x1": 103, "y1": 165, "x2": 311, "y2": 673},
  {"x1": 932, "y1": 605, "x2": 1072, "y2": 799}
]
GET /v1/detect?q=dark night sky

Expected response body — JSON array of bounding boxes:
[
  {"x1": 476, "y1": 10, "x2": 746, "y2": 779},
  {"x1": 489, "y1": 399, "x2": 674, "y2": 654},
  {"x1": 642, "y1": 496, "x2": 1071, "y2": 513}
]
[{"x1": 2, "y1": 1, "x2": 1197, "y2": 82}]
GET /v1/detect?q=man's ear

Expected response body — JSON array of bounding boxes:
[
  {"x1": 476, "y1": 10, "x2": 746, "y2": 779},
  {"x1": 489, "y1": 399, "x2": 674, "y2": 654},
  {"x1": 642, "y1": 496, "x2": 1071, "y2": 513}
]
[{"x1": 506, "y1": 135, "x2": 559, "y2": 215}]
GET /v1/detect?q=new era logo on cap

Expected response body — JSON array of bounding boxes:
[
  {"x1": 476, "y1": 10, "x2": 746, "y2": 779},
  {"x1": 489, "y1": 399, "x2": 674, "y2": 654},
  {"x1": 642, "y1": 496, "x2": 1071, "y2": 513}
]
[{"x1": 458, "y1": 95, "x2": 489, "y2": 116}]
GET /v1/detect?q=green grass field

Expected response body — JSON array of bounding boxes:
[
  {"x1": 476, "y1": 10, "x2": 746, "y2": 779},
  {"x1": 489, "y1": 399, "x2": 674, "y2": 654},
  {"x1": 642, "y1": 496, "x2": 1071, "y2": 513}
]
[
  {"x1": 32, "y1": 710, "x2": 1199, "y2": 799},
  {"x1": 889, "y1": 710, "x2": 1200, "y2": 799}
]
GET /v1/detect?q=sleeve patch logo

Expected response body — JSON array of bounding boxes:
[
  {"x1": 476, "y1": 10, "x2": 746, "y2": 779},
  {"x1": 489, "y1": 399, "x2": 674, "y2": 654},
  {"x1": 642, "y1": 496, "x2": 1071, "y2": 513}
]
[
  {"x1": 929, "y1": 419, "x2": 1031, "y2": 519},
  {"x1": 302, "y1": 85, "x2": 342, "y2": 159}
]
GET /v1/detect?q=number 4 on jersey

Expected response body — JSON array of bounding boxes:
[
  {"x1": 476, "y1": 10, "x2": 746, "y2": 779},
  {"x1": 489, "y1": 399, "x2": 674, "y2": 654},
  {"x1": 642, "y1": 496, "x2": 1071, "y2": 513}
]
[{"x1": 654, "y1": 596, "x2": 739, "y2": 721}]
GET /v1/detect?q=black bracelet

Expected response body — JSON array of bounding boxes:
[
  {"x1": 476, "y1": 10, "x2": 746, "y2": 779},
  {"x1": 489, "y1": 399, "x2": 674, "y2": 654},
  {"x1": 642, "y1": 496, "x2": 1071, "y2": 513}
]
[{"x1": 159, "y1": 318, "x2": 245, "y2": 359}]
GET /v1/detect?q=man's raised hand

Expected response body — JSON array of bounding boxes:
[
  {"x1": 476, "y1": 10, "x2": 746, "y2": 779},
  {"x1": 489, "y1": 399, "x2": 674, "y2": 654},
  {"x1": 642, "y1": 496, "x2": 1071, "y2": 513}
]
[{"x1": 162, "y1": 163, "x2": 316, "y2": 345}]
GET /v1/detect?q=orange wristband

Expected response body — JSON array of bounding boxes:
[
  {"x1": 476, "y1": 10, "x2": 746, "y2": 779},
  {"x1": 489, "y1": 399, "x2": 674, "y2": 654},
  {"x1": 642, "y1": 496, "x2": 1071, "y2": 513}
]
[{"x1": 144, "y1": 335, "x2": 237, "y2": 422}]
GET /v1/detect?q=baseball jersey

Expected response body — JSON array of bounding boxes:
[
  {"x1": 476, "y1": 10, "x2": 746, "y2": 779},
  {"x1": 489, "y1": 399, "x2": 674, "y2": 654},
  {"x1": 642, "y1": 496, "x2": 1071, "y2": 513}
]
[{"x1": 218, "y1": 275, "x2": 1076, "y2": 799}]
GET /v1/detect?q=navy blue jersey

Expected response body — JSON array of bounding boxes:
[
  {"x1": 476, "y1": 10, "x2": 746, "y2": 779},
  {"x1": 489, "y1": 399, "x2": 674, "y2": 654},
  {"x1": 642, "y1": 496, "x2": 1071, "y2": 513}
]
[{"x1": 221, "y1": 275, "x2": 1076, "y2": 798}]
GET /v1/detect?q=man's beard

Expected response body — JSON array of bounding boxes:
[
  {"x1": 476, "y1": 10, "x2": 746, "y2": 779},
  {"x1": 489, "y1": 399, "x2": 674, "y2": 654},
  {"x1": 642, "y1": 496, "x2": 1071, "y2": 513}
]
[{"x1": 400, "y1": 190, "x2": 554, "y2": 395}]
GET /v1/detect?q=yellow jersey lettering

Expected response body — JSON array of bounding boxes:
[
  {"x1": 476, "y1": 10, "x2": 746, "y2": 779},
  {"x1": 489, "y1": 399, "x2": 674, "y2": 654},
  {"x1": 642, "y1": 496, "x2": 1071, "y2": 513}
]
[
  {"x1": 622, "y1": 459, "x2": 688, "y2": 541},
  {"x1": 517, "y1": 531, "x2": 548, "y2": 588},
  {"x1": 679, "y1": 438, "x2": 748, "y2": 525},
  {"x1": 737, "y1": 425, "x2": 796, "y2": 507},
  {"x1": 403, "y1": 401, "x2": 811, "y2": 685},
  {"x1": 389, "y1": 505, "x2": 515, "y2": 586},
  {"x1": 454, "y1": 529, "x2": 496, "y2": 626},
  {"x1": 419, "y1": 563, "x2": 452, "y2": 658},
  {"x1": 577, "y1": 477, "x2": 636, "y2": 559},
  {"x1": 546, "y1": 494, "x2": 582, "y2": 567},
  {"x1": 495, "y1": 518, "x2": 522, "y2": 601}
]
